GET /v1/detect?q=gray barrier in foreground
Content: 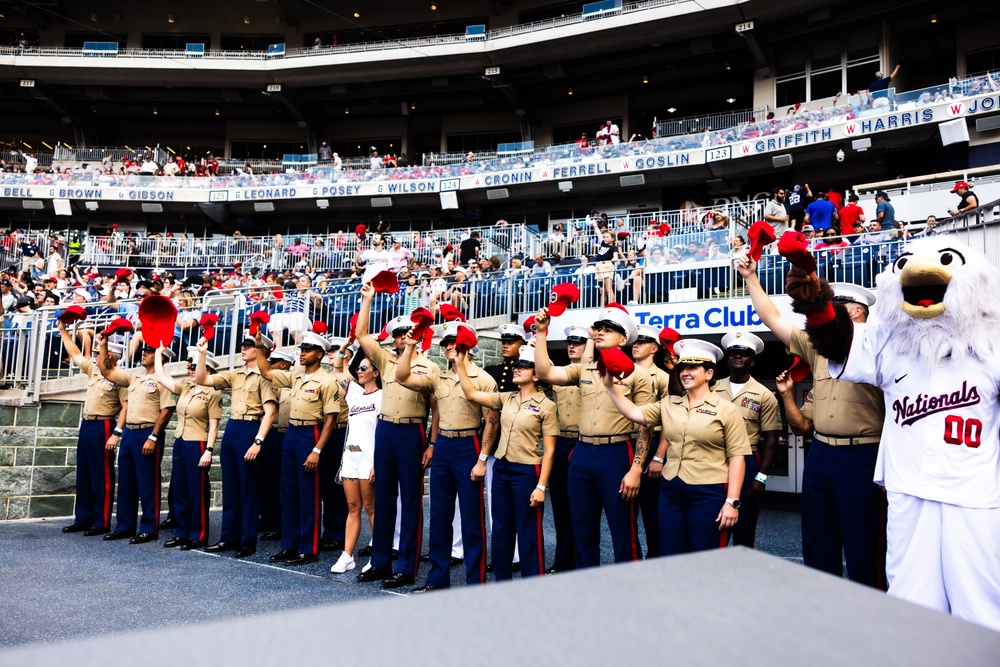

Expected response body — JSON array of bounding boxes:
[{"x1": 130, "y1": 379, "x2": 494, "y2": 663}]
[{"x1": 4, "y1": 547, "x2": 998, "y2": 666}]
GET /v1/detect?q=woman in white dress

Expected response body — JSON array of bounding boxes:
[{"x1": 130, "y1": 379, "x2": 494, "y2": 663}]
[{"x1": 329, "y1": 346, "x2": 382, "y2": 573}]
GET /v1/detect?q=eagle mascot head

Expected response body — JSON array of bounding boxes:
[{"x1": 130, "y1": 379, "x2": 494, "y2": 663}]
[{"x1": 873, "y1": 236, "x2": 1000, "y2": 365}]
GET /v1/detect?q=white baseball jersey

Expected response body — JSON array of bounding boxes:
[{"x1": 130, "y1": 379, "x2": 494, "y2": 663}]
[
  {"x1": 829, "y1": 322, "x2": 1000, "y2": 508},
  {"x1": 345, "y1": 382, "x2": 381, "y2": 452}
]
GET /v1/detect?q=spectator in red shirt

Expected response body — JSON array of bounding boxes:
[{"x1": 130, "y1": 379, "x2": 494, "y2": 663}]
[
  {"x1": 838, "y1": 193, "x2": 866, "y2": 236},
  {"x1": 825, "y1": 188, "x2": 844, "y2": 210},
  {"x1": 575, "y1": 133, "x2": 590, "y2": 149}
]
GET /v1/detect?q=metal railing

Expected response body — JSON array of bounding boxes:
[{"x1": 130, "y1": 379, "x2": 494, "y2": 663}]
[
  {"x1": 0, "y1": 276, "x2": 515, "y2": 400},
  {"x1": 0, "y1": 0, "x2": 683, "y2": 63},
  {"x1": 78, "y1": 224, "x2": 530, "y2": 274},
  {"x1": 656, "y1": 107, "x2": 769, "y2": 138},
  {"x1": 7, "y1": 213, "x2": 1000, "y2": 402}
]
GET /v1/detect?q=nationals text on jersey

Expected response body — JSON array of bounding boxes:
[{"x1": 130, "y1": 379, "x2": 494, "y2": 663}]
[{"x1": 892, "y1": 381, "x2": 981, "y2": 427}]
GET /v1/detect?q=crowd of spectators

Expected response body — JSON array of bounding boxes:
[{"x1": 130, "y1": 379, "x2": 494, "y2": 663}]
[{"x1": 4, "y1": 70, "x2": 996, "y2": 191}]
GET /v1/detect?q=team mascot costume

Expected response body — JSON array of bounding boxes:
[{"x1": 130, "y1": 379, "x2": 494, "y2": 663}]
[{"x1": 782, "y1": 234, "x2": 1000, "y2": 631}]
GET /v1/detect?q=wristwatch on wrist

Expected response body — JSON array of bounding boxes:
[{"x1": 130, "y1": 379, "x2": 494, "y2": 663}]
[
  {"x1": 536, "y1": 484, "x2": 547, "y2": 492},
  {"x1": 254, "y1": 437, "x2": 264, "y2": 446},
  {"x1": 652, "y1": 456, "x2": 665, "y2": 464},
  {"x1": 725, "y1": 498, "x2": 741, "y2": 509},
  {"x1": 478, "y1": 453, "x2": 488, "y2": 462},
  {"x1": 754, "y1": 472, "x2": 768, "y2": 484}
]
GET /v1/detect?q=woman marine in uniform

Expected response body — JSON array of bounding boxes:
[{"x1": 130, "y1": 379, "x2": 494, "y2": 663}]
[
  {"x1": 152, "y1": 345, "x2": 222, "y2": 549},
  {"x1": 456, "y1": 345, "x2": 558, "y2": 580},
  {"x1": 603, "y1": 339, "x2": 750, "y2": 555}
]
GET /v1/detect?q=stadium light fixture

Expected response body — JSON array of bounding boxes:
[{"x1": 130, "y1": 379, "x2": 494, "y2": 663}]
[
  {"x1": 353, "y1": 10, "x2": 360, "y2": 18},
  {"x1": 667, "y1": 107, "x2": 677, "y2": 113},
  {"x1": 567, "y1": 87, "x2": 573, "y2": 95},
  {"x1": 930, "y1": 13, "x2": 937, "y2": 23},
  {"x1": 726, "y1": 98, "x2": 736, "y2": 104},
  {"x1": 642, "y1": 75, "x2": 648, "y2": 84},
  {"x1": 91, "y1": 13, "x2": 98, "y2": 22},
  {"x1": 168, "y1": 14, "x2": 175, "y2": 23},
  {"x1": 244, "y1": 15, "x2": 250, "y2": 24}
]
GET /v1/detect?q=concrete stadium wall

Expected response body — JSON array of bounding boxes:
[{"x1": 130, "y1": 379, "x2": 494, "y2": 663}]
[{"x1": 0, "y1": 338, "x2": 504, "y2": 521}]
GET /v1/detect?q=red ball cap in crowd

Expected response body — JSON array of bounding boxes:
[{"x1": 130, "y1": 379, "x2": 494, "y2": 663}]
[
  {"x1": 409, "y1": 307, "x2": 435, "y2": 341},
  {"x1": 595, "y1": 348, "x2": 635, "y2": 380},
  {"x1": 199, "y1": 312, "x2": 220, "y2": 341},
  {"x1": 349, "y1": 312, "x2": 360, "y2": 339},
  {"x1": 788, "y1": 356, "x2": 812, "y2": 382},
  {"x1": 100, "y1": 316, "x2": 134, "y2": 337},
  {"x1": 312, "y1": 320, "x2": 328, "y2": 335},
  {"x1": 355, "y1": 224, "x2": 367, "y2": 238},
  {"x1": 137, "y1": 294, "x2": 178, "y2": 348},
  {"x1": 438, "y1": 303, "x2": 467, "y2": 322},
  {"x1": 657, "y1": 223, "x2": 671, "y2": 237},
  {"x1": 57, "y1": 305, "x2": 88, "y2": 325},
  {"x1": 951, "y1": 181, "x2": 971, "y2": 193},
  {"x1": 454, "y1": 324, "x2": 479, "y2": 352},
  {"x1": 248, "y1": 310, "x2": 271, "y2": 335},
  {"x1": 747, "y1": 221, "x2": 777, "y2": 261},
  {"x1": 616, "y1": 230, "x2": 630, "y2": 239},
  {"x1": 547, "y1": 282, "x2": 580, "y2": 317},
  {"x1": 777, "y1": 229, "x2": 817, "y2": 274},
  {"x1": 658, "y1": 327, "x2": 682, "y2": 356},
  {"x1": 522, "y1": 315, "x2": 536, "y2": 334},
  {"x1": 370, "y1": 270, "x2": 399, "y2": 294}
]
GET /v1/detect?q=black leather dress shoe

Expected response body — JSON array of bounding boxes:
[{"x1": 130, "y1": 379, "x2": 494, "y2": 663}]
[
  {"x1": 163, "y1": 537, "x2": 188, "y2": 548},
  {"x1": 259, "y1": 531, "x2": 280, "y2": 541},
  {"x1": 159, "y1": 517, "x2": 178, "y2": 530},
  {"x1": 319, "y1": 538, "x2": 344, "y2": 552},
  {"x1": 84, "y1": 527, "x2": 110, "y2": 537},
  {"x1": 62, "y1": 523, "x2": 89, "y2": 533},
  {"x1": 129, "y1": 532, "x2": 157, "y2": 544},
  {"x1": 419, "y1": 553, "x2": 431, "y2": 562},
  {"x1": 411, "y1": 584, "x2": 448, "y2": 594},
  {"x1": 356, "y1": 545, "x2": 372, "y2": 557},
  {"x1": 234, "y1": 545, "x2": 257, "y2": 558},
  {"x1": 391, "y1": 549, "x2": 399, "y2": 559},
  {"x1": 269, "y1": 549, "x2": 297, "y2": 563},
  {"x1": 450, "y1": 557, "x2": 464, "y2": 567},
  {"x1": 283, "y1": 553, "x2": 319, "y2": 566},
  {"x1": 511, "y1": 562, "x2": 520, "y2": 573},
  {"x1": 204, "y1": 542, "x2": 237, "y2": 553},
  {"x1": 355, "y1": 565, "x2": 391, "y2": 582},
  {"x1": 103, "y1": 531, "x2": 135, "y2": 541},
  {"x1": 382, "y1": 573, "x2": 415, "y2": 589},
  {"x1": 181, "y1": 540, "x2": 207, "y2": 551}
]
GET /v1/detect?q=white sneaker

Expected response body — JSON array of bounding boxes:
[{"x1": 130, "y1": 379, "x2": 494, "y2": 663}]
[{"x1": 331, "y1": 553, "x2": 356, "y2": 574}]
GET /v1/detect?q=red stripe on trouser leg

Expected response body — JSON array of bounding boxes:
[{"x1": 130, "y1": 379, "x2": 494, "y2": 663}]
[
  {"x1": 535, "y1": 464, "x2": 544, "y2": 576},
  {"x1": 198, "y1": 441, "x2": 208, "y2": 543},
  {"x1": 413, "y1": 423, "x2": 425, "y2": 577},
  {"x1": 475, "y1": 435, "x2": 486, "y2": 584},
  {"x1": 103, "y1": 420, "x2": 113, "y2": 528},
  {"x1": 626, "y1": 440, "x2": 639, "y2": 561},
  {"x1": 153, "y1": 438, "x2": 161, "y2": 537},
  {"x1": 312, "y1": 426, "x2": 321, "y2": 555}
]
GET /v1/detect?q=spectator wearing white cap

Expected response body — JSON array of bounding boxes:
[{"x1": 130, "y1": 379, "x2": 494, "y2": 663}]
[
  {"x1": 484, "y1": 322, "x2": 531, "y2": 568},
  {"x1": 715, "y1": 331, "x2": 781, "y2": 549},
  {"x1": 395, "y1": 321, "x2": 498, "y2": 592},
  {"x1": 354, "y1": 282, "x2": 438, "y2": 588},
  {"x1": 546, "y1": 325, "x2": 591, "y2": 572},
  {"x1": 152, "y1": 345, "x2": 223, "y2": 550},
  {"x1": 735, "y1": 255, "x2": 885, "y2": 588},
  {"x1": 259, "y1": 345, "x2": 293, "y2": 541},
  {"x1": 603, "y1": 338, "x2": 751, "y2": 554},
  {"x1": 196, "y1": 334, "x2": 278, "y2": 558},
  {"x1": 56, "y1": 322, "x2": 129, "y2": 536},
  {"x1": 444, "y1": 267, "x2": 470, "y2": 310},
  {"x1": 455, "y1": 344, "x2": 558, "y2": 581},
  {"x1": 631, "y1": 324, "x2": 673, "y2": 558},
  {"x1": 533, "y1": 303, "x2": 654, "y2": 568},
  {"x1": 255, "y1": 330, "x2": 342, "y2": 567}
]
